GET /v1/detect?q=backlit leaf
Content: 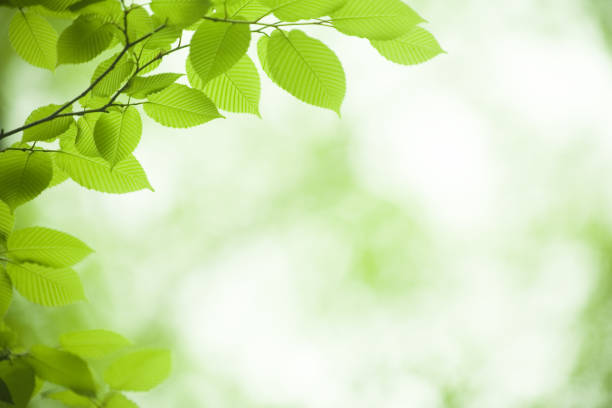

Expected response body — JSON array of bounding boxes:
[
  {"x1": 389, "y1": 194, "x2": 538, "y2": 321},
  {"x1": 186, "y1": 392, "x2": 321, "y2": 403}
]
[
  {"x1": 104, "y1": 349, "x2": 171, "y2": 391},
  {"x1": 58, "y1": 15, "x2": 115, "y2": 64},
  {"x1": 262, "y1": 0, "x2": 345, "y2": 22},
  {"x1": 144, "y1": 84, "x2": 222, "y2": 128},
  {"x1": 151, "y1": 0, "x2": 211, "y2": 28},
  {"x1": 370, "y1": 26, "x2": 444, "y2": 65},
  {"x1": 125, "y1": 73, "x2": 183, "y2": 99},
  {"x1": 22, "y1": 104, "x2": 74, "y2": 142},
  {"x1": 94, "y1": 107, "x2": 142, "y2": 167},
  {"x1": 8, "y1": 11, "x2": 58, "y2": 70},
  {"x1": 60, "y1": 330, "x2": 131, "y2": 359},
  {"x1": 0, "y1": 150, "x2": 52, "y2": 211}
]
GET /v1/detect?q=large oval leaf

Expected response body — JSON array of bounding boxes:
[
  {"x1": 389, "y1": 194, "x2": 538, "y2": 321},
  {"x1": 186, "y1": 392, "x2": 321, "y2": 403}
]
[
  {"x1": 265, "y1": 30, "x2": 345, "y2": 113},
  {"x1": 57, "y1": 15, "x2": 114, "y2": 64},
  {"x1": 94, "y1": 107, "x2": 142, "y2": 167},
  {"x1": 8, "y1": 11, "x2": 58, "y2": 70},
  {"x1": 190, "y1": 18, "x2": 251, "y2": 84}
]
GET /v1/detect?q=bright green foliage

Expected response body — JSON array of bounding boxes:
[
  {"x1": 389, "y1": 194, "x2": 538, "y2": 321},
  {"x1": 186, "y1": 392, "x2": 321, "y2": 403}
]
[
  {"x1": 0, "y1": 272, "x2": 12, "y2": 317},
  {"x1": 26, "y1": 345, "x2": 97, "y2": 396},
  {"x1": 0, "y1": 150, "x2": 52, "y2": 211},
  {"x1": 104, "y1": 349, "x2": 172, "y2": 391},
  {"x1": 104, "y1": 393, "x2": 138, "y2": 408},
  {"x1": 48, "y1": 390, "x2": 96, "y2": 408},
  {"x1": 190, "y1": 19, "x2": 251, "y2": 84},
  {"x1": 8, "y1": 11, "x2": 58, "y2": 70},
  {"x1": 91, "y1": 54, "x2": 136, "y2": 97},
  {"x1": 331, "y1": 0, "x2": 424, "y2": 40},
  {"x1": 263, "y1": 0, "x2": 345, "y2": 22},
  {"x1": 225, "y1": 0, "x2": 269, "y2": 19},
  {"x1": 0, "y1": 1, "x2": 439, "y2": 405},
  {"x1": 371, "y1": 26, "x2": 445, "y2": 65},
  {"x1": 263, "y1": 30, "x2": 346, "y2": 113},
  {"x1": 144, "y1": 84, "x2": 222, "y2": 128},
  {"x1": 189, "y1": 54, "x2": 261, "y2": 116},
  {"x1": 57, "y1": 15, "x2": 115, "y2": 64},
  {"x1": 60, "y1": 329, "x2": 131, "y2": 359},
  {"x1": 0, "y1": 201, "x2": 14, "y2": 242},
  {"x1": 0, "y1": 361, "x2": 35, "y2": 408},
  {"x1": 6, "y1": 262, "x2": 85, "y2": 306},
  {"x1": 6, "y1": 226, "x2": 93, "y2": 267},
  {"x1": 75, "y1": 114, "x2": 102, "y2": 157},
  {"x1": 125, "y1": 73, "x2": 183, "y2": 99},
  {"x1": 55, "y1": 152, "x2": 153, "y2": 194},
  {"x1": 22, "y1": 104, "x2": 74, "y2": 142},
  {"x1": 94, "y1": 107, "x2": 143, "y2": 167},
  {"x1": 151, "y1": 0, "x2": 211, "y2": 28}
]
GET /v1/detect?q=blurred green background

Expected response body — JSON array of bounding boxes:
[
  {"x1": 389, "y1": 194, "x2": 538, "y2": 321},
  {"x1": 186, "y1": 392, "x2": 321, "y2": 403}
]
[{"x1": 2, "y1": 0, "x2": 612, "y2": 407}]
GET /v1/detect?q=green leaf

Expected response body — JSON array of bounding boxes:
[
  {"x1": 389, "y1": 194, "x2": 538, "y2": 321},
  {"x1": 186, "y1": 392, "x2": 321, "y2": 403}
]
[
  {"x1": 125, "y1": 73, "x2": 183, "y2": 99},
  {"x1": 330, "y1": 0, "x2": 424, "y2": 40},
  {"x1": 0, "y1": 271, "x2": 13, "y2": 318},
  {"x1": 226, "y1": 0, "x2": 269, "y2": 19},
  {"x1": 144, "y1": 16, "x2": 181, "y2": 49},
  {"x1": 0, "y1": 378, "x2": 12, "y2": 405},
  {"x1": 370, "y1": 26, "x2": 444, "y2": 65},
  {"x1": 25, "y1": 345, "x2": 96, "y2": 396},
  {"x1": 0, "y1": 150, "x2": 52, "y2": 211},
  {"x1": 257, "y1": 34, "x2": 271, "y2": 75},
  {"x1": 136, "y1": 46, "x2": 169, "y2": 74},
  {"x1": 91, "y1": 53, "x2": 136, "y2": 97},
  {"x1": 94, "y1": 107, "x2": 142, "y2": 167},
  {"x1": 6, "y1": 262, "x2": 85, "y2": 306},
  {"x1": 7, "y1": 226, "x2": 93, "y2": 267},
  {"x1": 262, "y1": 0, "x2": 345, "y2": 22},
  {"x1": 69, "y1": 0, "x2": 122, "y2": 22},
  {"x1": 104, "y1": 349, "x2": 171, "y2": 391},
  {"x1": 55, "y1": 152, "x2": 153, "y2": 194},
  {"x1": 150, "y1": 0, "x2": 211, "y2": 28},
  {"x1": 60, "y1": 330, "x2": 131, "y2": 359},
  {"x1": 0, "y1": 361, "x2": 35, "y2": 408},
  {"x1": 189, "y1": 18, "x2": 251, "y2": 84},
  {"x1": 0, "y1": 201, "x2": 14, "y2": 242},
  {"x1": 58, "y1": 15, "x2": 115, "y2": 64},
  {"x1": 144, "y1": 84, "x2": 222, "y2": 128},
  {"x1": 8, "y1": 11, "x2": 58, "y2": 70},
  {"x1": 103, "y1": 393, "x2": 138, "y2": 408},
  {"x1": 265, "y1": 29, "x2": 345, "y2": 113},
  {"x1": 22, "y1": 104, "x2": 74, "y2": 142},
  {"x1": 121, "y1": 5, "x2": 152, "y2": 44},
  {"x1": 47, "y1": 390, "x2": 95, "y2": 408},
  {"x1": 188, "y1": 54, "x2": 260, "y2": 116},
  {"x1": 75, "y1": 113, "x2": 102, "y2": 157},
  {"x1": 37, "y1": 0, "x2": 80, "y2": 11}
]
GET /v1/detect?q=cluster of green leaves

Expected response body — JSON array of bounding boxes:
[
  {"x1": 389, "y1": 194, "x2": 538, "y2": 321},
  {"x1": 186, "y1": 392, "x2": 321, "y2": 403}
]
[{"x1": 0, "y1": 0, "x2": 441, "y2": 406}]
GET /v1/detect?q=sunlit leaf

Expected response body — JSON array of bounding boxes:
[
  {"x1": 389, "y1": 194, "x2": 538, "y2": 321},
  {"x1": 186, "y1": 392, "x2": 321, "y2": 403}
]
[
  {"x1": 370, "y1": 26, "x2": 444, "y2": 65},
  {"x1": 144, "y1": 84, "x2": 222, "y2": 128},
  {"x1": 104, "y1": 349, "x2": 171, "y2": 391},
  {"x1": 22, "y1": 104, "x2": 74, "y2": 142},
  {"x1": 8, "y1": 11, "x2": 58, "y2": 70},
  {"x1": 60, "y1": 330, "x2": 131, "y2": 359},
  {"x1": 0, "y1": 150, "x2": 52, "y2": 211}
]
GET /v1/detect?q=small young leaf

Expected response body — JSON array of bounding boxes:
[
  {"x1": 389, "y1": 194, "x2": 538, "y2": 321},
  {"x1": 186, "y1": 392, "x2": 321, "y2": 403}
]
[
  {"x1": 0, "y1": 150, "x2": 52, "y2": 211},
  {"x1": 331, "y1": 0, "x2": 424, "y2": 40},
  {"x1": 94, "y1": 107, "x2": 142, "y2": 167},
  {"x1": 144, "y1": 84, "x2": 222, "y2": 128},
  {"x1": 150, "y1": 0, "x2": 211, "y2": 28},
  {"x1": 47, "y1": 390, "x2": 96, "y2": 408},
  {"x1": 91, "y1": 53, "x2": 136, "y2": 97},
  {"x1": 60, "y1": 330, "x2": 131, "y2": 359},
  {"x1": 25, "y1": 345, "x2": 96, "y2": 396},
  {"x1": 265, "y1": 30, "x2": 346, "y2": 113},
  {"x1": 57, "y1": 15, "x2": 115, "y2": 64},
  {"x1": 8, "y1": 10, "x2": 57, "y2": 70},
  {"x1": 55, "y1": 152, "x2": 153, "y2": 194},
  {"x1": 7, "y1": 226, "x2": 93, "y2": 267},
  {"x1": 125, "y1": 73, "x2": 183, "y2": 99},
  {"x1": 190, "y1": 18, "x2": 251, "y2": 84},
  {"x1": 104, "y1": 349, "x2": 171, "y2": 391},
  {"x1": 262, "y1": 0, "x2": 345, "y2": 22},
  {"x1": 0, "y1": 200, "x2": 14, "y2": 242},
  {"x1": 0, "y1": 360, "x2": 35, "y2": 408},
  {"x1": 370, "y1": 26, "x2": 444, "y2": 65},
  {"x1": 104, "y1": 393, "x2": 138, "y2": 408},
  {"x1": 22, "y1": 104, "x2": 74, "y2": 142},
  {"x1": 188, "y1": 55, "x2": 261, "y2": 116},
  {"x1": 6, "y1": 262, "x2": 86, "y2": 306}
]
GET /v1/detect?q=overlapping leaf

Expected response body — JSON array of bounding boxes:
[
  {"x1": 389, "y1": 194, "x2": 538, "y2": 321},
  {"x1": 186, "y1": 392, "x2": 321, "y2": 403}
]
[
  {"x1": 7, "y1": 226, "x2": 93, "y2": 267},
  {"x1": 371, "y1": 26, "x2": 444, "y2": 65},
  {"x1": 22, "y1": 104, "x2": 74, "y2": 142},
  {"x1": 58, "y1": 15, "x2": 115, "y2": 64},
  {"x1": 60, "y1": 330, "x2": 131, "y2": 359},
  {"x1": 6, "y1": 262, "x2": 85, "y2": 306},
  {"x1": 151, "y1": 0, "x2": 211, "y2": 27},
  {"x1": 104, "y1": 349, "x2": 171, "y2": 391},
  {"x1": 144, "y1": 84, "x2": 222, "y2": 128},
  {"x1": 0, "y1": 150, "x2": 52, "y2": 211},
  {"x1": 262, "y1": 0, "x2": 345, "y2": 22},
  {"x1": 94, "y1": 107, "x2": 142, "y2": 167},
  {"x1": 125, "y1": 73, "x2": 183, "y2": 99}
]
